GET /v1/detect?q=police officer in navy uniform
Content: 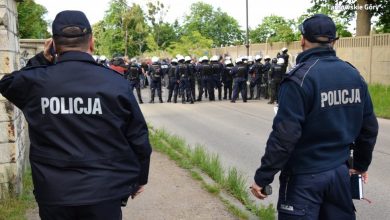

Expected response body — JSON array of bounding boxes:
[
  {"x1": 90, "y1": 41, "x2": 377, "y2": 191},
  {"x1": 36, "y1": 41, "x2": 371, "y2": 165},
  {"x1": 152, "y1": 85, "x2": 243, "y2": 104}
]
[
  {"x1": 268, "y1": 57, "x2": 284, "y2": 104},
  {"x1": 184, "y1": 56, "x2": 196, "y2": 102},
  {"x1": 148, "y1": 56, "x2": 164, "y2": 103},
  {"x1": 176, "y1": 55, "x2": 194, "y2": 104},
  {"x1": 251, "y1": 14, "x2": 378, "y2": 220},
  {"x1": 277, "y1": 47, "x2": 289, "y2": 74},
  {"x1": 125, "y1": 58, "x2": 143, "y2": 104},
  {"x1": 222, "y1": 59, "x2": 234, "y2": 100},
  {"x1": 167, "y1": 58, "x2": 179, "y2": 103},
  {"x1": 196, "y1": 56, "x2": 211, "y2": 101},
  {"x1": 210, "y1": 55, "x2": 223, "y2": 101},
  {"x1": 261, "y1": 55, "x2": 271, "y2": 99},
  {"x1": 230, "y1": 57, "x2": 247, "y2": 103},
  {"x1": 249, "y1": 55, "x2": 263, "y2": 100},
  {"x1": 0, "y1": 11, "x2": 152, "y2": 220}
]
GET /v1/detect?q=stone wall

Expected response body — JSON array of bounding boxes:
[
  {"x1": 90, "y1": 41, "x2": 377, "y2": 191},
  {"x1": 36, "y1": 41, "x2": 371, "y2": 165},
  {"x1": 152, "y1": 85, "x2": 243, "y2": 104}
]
[{"x1": 0, "y1": 0, "x2": 29, "y2": 198}]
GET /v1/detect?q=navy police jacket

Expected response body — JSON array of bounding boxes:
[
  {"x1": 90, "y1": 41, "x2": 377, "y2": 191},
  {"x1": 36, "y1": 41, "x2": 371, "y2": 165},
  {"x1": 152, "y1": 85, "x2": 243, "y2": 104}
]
[
  {"x1": 0, "y1": 51, "x2": 152, "y2": 205},
  {"x1": 254, "y1": 47, "x2": 378, "y2": 187}
]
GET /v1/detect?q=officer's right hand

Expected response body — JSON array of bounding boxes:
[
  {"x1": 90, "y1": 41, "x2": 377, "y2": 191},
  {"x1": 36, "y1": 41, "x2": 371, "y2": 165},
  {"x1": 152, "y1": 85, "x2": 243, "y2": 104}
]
[
  {"x1": 250, "y1": 182, "x2": 267, "y2": 200},
  {"x1": 43, "y1": 38, "x2": 54, "y2": 63}
]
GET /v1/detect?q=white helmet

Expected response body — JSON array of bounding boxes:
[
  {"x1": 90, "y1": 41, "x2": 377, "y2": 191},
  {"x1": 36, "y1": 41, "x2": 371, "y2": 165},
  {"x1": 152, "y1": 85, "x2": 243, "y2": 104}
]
[
  {"x1": 235, "y1": 57, "x2": 242, "y2": 64},
  {"x1": 247, "y1": 56, "x2": 254, "y2": 62},
  {"x1": 225, "y1": 60, "x2": 232, "y2": 65},
  {"x1": 151, "y1": 56, "x2": 159, "y2": 63},
  {"x1": 203, "y1": 56, "x2": 209, "y2": 61},
  {"x1": 211, "y1": 55, "x2": 219, "y2": 62},
  {"x1": 177, "y1": 55, "x2": 185, "y2": 62},
  {"x1": 281, "y1": 47, "x2": 288, "y2": 52},
  {"x1": 198, "y1": 57, "x2": 204, "y2": 62},
  {"x1": 241, "y1": 56, "x2": 248, "y2": 61},
  {"x1": 264, "y1": 55, "x2": 271, "y2": 60},
  {"x1": 130, "y1": 58, "x2": 137, "y2": 63},
  {"x1": 255, "y1": 55, "x2": 262, "y2": 61},
  {"x1": 184, "y1": 56, "x2": 191, "y2": 62},
  {"x1": 92, "y1": 55, "x2": 99, "y2": 61},
  {"x1": 100, "y1": 55, "x2": 107, "y2": 61},
  {"x1": 277, "y1": 58, "x2": 285, "y2": 64},
  {"x1": 225, "y1": 56, "x2": 231, "y2": 60},
  {"x1": 171, "y1": 58, "x2": 178, "y2": 64}
]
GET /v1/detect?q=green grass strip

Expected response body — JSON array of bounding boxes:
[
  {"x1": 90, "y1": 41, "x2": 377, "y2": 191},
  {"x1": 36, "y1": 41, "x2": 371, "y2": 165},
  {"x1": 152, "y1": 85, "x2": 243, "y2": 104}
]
[
  {"x1": 0, "y1": 168, "x2": 36, "y2": 220},
  {"x1": 369, "y1": 84, "x2": 390, "y2": 119},
  {"x1": 149, "y1": 127, "x2": 276, "y2": 219}
]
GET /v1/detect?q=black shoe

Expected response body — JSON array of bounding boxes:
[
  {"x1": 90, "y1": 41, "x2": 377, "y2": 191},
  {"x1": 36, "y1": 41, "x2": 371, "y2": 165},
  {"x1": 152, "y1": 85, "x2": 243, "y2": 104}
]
[
  {"x1": 167, "y1": 99, "x2": 171, "y2": 103},
  {"x1": 268, "y1": 101, "x2": 274, "y2": 104},
  {"x1": 149, "y1": 100, "x2": 154, "y2": 103},
  {"x1": 190, "y1": 101, "x2": 194, "y2": 104},
  {"x1": 139, "y1": 100, "x2": 143, "y2": 104},
  {"x1": 230, "y1": 100, "x2": 235, "y2": 103},
  {"x1": 243, "y1": 100, "x2": 247, "y2": 103},
  {"x1": 160, "y1": 100, "x2": 164, "y2": 103}
]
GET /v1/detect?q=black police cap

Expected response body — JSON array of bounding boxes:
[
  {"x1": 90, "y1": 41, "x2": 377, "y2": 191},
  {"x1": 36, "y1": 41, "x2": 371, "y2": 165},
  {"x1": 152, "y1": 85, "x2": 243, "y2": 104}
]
[
  {"x1": 52, "y1": 10, "x2": 92, "y2": 38},
  {"x1": 299, "y1": 14, "x2": 339, "y2": 43}
]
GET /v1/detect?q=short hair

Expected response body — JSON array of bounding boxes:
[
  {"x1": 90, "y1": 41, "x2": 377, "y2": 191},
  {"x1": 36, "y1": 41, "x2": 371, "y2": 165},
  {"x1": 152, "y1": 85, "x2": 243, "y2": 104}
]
[{"x1": 53, "y1": 26, "x2": 91, "y2": 53}]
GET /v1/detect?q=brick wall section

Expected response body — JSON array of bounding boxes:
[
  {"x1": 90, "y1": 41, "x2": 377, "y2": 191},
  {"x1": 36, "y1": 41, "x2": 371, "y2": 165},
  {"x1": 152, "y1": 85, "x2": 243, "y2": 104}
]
[{"x1": 0, "y1": 0, "x2": 28, "y2": 198}]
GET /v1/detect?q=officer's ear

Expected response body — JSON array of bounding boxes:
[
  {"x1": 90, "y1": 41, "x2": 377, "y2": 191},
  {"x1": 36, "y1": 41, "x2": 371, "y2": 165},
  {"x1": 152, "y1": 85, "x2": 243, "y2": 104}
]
[
  {"x1": 89, "y1": 35, "x2": 95, "y2": 54},
  {"x1": 300, "y1": 35, "x2": 305, "y2": 48}
]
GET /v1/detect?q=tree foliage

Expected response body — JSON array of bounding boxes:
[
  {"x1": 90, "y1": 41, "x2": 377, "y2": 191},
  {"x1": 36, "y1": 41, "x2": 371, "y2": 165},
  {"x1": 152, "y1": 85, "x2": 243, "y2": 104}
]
[
  {"x1": 182, "y1": 2, "x2": 243, "y2": 47},
  {"x1": 297, "y1": 5, "x2": 352, "y2": 38},
  {"x1": 249, "y1": 15, "x2": 296, "y2": 43},
  {"x1": 17, "y1": 0, "x2": 50, "y2": 38},
  {"x1": 310, "y1": 0, "x2": 390, "y2": 35},
  {"x1": 168, "y1": 31, "x2": 213, "y2": 58}
]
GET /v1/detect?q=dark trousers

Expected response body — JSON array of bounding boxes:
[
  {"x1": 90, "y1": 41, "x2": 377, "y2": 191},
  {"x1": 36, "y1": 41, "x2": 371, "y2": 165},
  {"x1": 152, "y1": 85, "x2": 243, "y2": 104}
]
[
  {"x1": 167, "y1": 78, "x2": 179, "y2": 102},
  {"x1": 232, "y1": 77, "x2": 247, "y2": 102},
  {"x1": 270, "y1": 78, "x2": 281, "y2": 103},
  {"x1": 206, "y1": 76, "x2": 216, "y2": 101},
  {"x1": 39, "y1": 199, "x2": 122, "y2": 220},
  {"x1": 150, "y1": 79, "x2": 162, "y2": 101},
  {"x1": 179, "y1": 77, "x2": 193, "y2": 103},
  {"x1": 278, "y1": 164, "x2": 355, "y2": 220},
  {"x1": 129, "y1": 80, "x2": 143, "y2": 103},
  {"x1": 223, "y1": 80, "x2": 232, "y2": 99}
]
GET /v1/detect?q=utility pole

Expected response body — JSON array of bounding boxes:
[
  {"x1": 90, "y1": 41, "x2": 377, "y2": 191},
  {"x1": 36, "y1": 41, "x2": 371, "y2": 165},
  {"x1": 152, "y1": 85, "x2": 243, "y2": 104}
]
[{"x1": 245, "y1": 0, "x2": 249, "y2": 56}]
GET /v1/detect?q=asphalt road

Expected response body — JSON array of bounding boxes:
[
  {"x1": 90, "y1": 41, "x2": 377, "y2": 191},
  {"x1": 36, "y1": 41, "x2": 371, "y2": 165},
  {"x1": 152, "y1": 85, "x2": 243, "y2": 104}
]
[{"x1": 139, "y1": 87, "x2": 390, "y2": 220}]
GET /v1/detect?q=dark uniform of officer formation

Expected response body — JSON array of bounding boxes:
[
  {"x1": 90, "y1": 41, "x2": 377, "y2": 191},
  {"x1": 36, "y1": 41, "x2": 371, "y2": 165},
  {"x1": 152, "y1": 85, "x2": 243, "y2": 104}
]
[{"x1": 104, "y1": 50, "x2": 290, "y2": 105}]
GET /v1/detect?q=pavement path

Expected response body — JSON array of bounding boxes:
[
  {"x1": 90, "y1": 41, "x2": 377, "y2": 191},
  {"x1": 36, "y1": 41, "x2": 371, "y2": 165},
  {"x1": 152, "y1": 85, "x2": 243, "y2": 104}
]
[
  {"x1": 27, "y1": 152, "x2": 236, "y2": 220},
  {"x1": 140, "y1": 86, "x2": 390, "y2": 220}
]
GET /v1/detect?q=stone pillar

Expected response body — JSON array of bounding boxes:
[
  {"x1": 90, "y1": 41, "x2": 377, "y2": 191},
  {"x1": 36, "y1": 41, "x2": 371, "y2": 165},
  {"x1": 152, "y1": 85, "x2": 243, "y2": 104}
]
[{"x1": 0, "y1": 0, "x2": 28, "y2": 198}]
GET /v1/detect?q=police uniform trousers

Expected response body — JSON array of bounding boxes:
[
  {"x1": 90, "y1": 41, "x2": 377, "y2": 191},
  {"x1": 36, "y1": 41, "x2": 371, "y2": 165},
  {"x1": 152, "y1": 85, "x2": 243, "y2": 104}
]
[
  {"x1": 249, "y1": 75, "x2": 261, "y2": 99},
  {"x1": 129, "y1": 80, "x2": 143, "y2": 103},
  {"x1": 197, "y1": 77, "x2": 208, "y2": 101},
  {"x1": 206, "y1": 75, "x2": 216, "y2": 101},
  {"x1": 167, "y1": 77, "x2": 179, "y2": 102},
  {"x1": 277, "y1": 164, "x2": 355, "y2": 220},
  {"x1": 189, "y1": 77, "x2": 196, "y2": 102},
  {"x1": 213, "y1": 74, "x2": 222, "y2": 100},
  {"x1": 270, "y1": 78, "x2": 281, "y2": 103},
  {"x1": 150, "y1": 78, "x2": 162, "y2": 101},
  {"x1": 223, "y1": 80, "x2": 232, "y2": 100},
  {"x1": 39, "y1": 199, "x2": 122, "y2": 220},
  {"x1": 232, "y1": 77, "x2": 247, "y2": 102},
  {"x1": 179, "y1": 77, "x2": 193, "y2": 103}
]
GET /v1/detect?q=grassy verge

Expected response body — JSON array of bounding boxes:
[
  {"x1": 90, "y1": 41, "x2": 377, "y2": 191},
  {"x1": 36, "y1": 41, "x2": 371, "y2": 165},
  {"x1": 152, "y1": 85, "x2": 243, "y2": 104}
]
[
  {"x1": 149, "y1": 127, "x2": 276, "y2": 220},
  {"x1": 0, "y1": 168, "x2": 36, "y2": 220},
  {"x1": 369, "y1": 84, "x2": 390, "y2": 119}
]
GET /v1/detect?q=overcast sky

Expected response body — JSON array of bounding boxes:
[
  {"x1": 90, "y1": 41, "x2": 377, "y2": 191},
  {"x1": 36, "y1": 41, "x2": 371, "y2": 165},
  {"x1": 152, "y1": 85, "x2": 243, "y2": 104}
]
[{"x1": 34, "y1": 0, "x2": 313, "y2": 31}]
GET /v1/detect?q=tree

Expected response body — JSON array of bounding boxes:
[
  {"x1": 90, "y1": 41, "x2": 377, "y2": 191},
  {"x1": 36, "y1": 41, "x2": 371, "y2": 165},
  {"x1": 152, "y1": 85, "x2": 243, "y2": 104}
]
[
  {"x1": 310, "y1": 0, "x2": 390, "y2": 35},
  {"x1": 182, "y1": 2, "x2": 243, "y2": 47},
  {"x1": 249, "y1": 15, "x2": 296, "y2": 43},
  {"x1": 17, "y1": 0, "x2": 50, "y2": 38},
  {"x1": 146, "y1": 1, "x2": 176, "y2": 50},
  {"x1": 93, "y1": 0, "x2": 148, "y2": 57},
  {"x1": 168, "y1": 31, "x2": 213, "y2": 58},
  {"x1": 296, "y1": 5, "x2": 352, "y2": 38}
]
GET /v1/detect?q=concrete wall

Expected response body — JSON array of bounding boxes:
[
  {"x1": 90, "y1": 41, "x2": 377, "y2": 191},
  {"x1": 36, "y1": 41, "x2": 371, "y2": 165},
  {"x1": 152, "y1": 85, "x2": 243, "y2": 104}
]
[
  {"x1": 211, "y1": 33, "x2": 390, "y2": 85},
  {"x1": 0, "y1": 0, "x2": 29, "y2": 198}
]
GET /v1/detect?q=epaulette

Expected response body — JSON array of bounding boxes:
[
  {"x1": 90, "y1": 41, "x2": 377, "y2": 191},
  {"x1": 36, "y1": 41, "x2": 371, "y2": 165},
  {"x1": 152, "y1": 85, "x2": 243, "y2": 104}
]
[
  {"x1": 281, "y1": 63, "x2": 306, "y2": 85},
  {"x1": 345, "y1": 61, "x2": 357, "y2": 70}
]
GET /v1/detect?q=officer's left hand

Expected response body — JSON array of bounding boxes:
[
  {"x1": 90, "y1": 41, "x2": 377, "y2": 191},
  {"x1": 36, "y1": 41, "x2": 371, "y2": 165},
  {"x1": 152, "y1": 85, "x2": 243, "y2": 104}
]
[
  {"x1": 131, "y1": 185, "x2": 145, "y2": 199},
  {"x1": 250, "y1": 182, "x2": 267, "y2": 200}
]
